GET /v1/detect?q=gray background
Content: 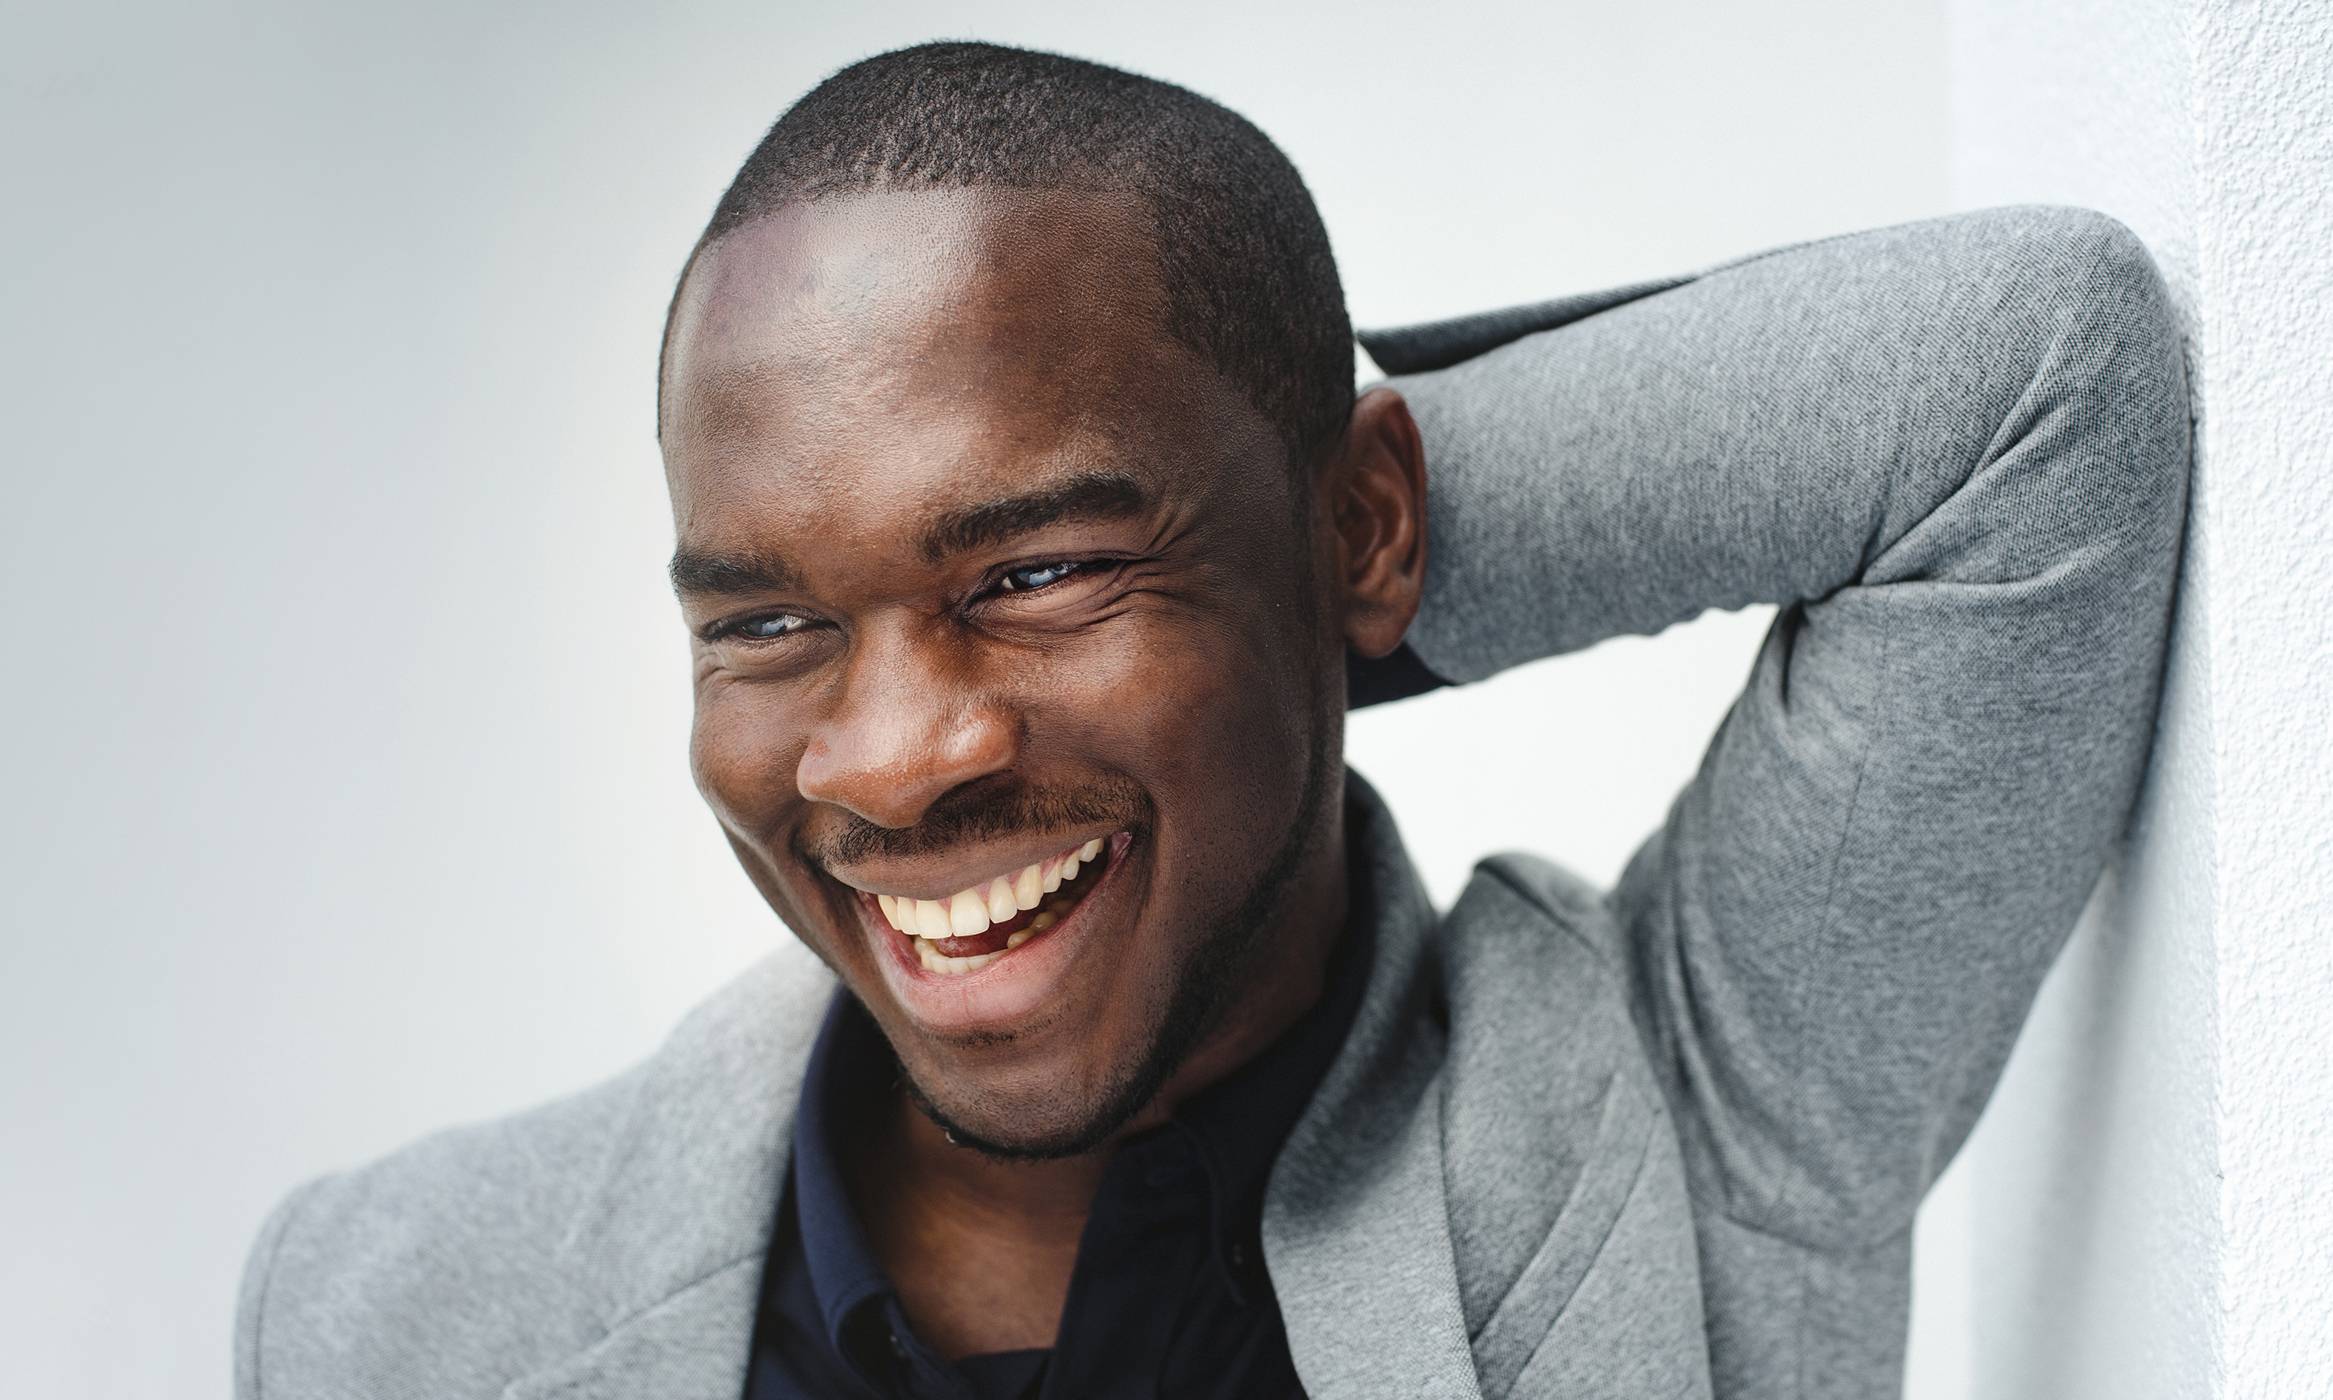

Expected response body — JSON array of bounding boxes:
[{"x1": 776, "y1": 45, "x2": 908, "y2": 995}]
[{"x1": 0, "y1": 2, "x2": 1954, "y2": 1391}]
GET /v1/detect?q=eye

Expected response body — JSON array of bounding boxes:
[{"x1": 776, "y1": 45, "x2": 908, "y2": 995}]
[
  {"x1": 705, "y1": 611, "x2": 816, "y2": 643},
  {"x1": 994, "y1": 560, "x2": 1087, "y2": 593}
]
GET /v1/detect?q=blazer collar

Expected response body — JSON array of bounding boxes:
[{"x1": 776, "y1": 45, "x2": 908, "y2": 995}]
[
  {"x1": 1262, "y1": 768, "x2": 1483, "y2": 1400},
  {"x1": 503, "y1": 943, "x2": 835, "y2": 1400},
  {"x1": 502, "y1": 765, "x2": 1476, "y2": 1400}
]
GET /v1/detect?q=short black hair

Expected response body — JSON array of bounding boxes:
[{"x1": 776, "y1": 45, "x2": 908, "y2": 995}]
[{"x1": 658, "y1": 40, "x2": 1354, "y2": 475}]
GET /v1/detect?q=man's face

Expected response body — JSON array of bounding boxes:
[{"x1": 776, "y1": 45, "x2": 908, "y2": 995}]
[{"x1": 660, "y1": 187, "x2": 1346, "y2": 1155}]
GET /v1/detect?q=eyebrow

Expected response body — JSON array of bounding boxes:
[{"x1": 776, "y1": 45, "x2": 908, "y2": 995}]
[
  {"x1": 666, "y1": 469, "x2": 1157, "y2": 600},
  {"x1": 668, "y1": 544, "x2": 801, "y2": 598},
  {"x1": 917, "y1": 469, "x2": 1153, "y2": 564}
]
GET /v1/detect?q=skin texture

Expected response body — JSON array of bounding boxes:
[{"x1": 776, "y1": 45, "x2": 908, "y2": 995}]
[{"x1": 660, "y1": 185, "x2": 1427, "y2": 1355}]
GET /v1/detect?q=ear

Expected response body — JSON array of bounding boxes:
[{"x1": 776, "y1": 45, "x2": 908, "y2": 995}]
[{"x1": 1323, "y1": 385, "x2": 1428, "y2": 660}]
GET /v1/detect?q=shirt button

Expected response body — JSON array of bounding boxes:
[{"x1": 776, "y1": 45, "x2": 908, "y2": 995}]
[{"x1": 887, "y1": 1331, "x2": 909, "y2": 1361}]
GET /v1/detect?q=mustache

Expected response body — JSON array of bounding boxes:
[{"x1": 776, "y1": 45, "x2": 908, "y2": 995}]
[{"x1": 798, "y1": 775, "x2": 1150, "y2": 870}]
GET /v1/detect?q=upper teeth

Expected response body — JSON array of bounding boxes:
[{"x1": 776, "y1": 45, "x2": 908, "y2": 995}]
[{"x1": 874, "y1": 837, "x2": 1105, "y2": 940}]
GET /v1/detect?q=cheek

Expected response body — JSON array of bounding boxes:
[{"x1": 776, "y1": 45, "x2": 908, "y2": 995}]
[
  {"x1": 689, "y1": 680, "x2": 807, "y2": 839},
  {"x1": 1054, "y1": 608, "x2": 1319, "y2": 885},
  {"x1": 692, "y1": 684, "x2": 843, "y2": 961}
]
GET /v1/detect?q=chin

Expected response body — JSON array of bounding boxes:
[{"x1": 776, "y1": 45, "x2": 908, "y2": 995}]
[{"x1": 900, "y1": 1059, "x2": 1150, "y2": 1161}]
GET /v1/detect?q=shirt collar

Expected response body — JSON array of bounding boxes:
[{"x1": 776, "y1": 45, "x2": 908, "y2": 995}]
[{"x1": 792, "y1": 982, "x2": 937, "y2": 1368}]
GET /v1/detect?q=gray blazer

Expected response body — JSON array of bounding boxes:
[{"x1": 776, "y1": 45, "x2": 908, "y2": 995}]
[{"x1": 235, "y1": 205, "x2": 2190, "y2": 1399}]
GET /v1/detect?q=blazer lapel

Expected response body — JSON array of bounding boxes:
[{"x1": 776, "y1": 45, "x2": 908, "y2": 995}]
[
  {"x1": 501, "y1": 1262, "x2": 768, "y2": 1400},
  {"x1": 1264, "y1": 771, "x2": 1484, "y2": 1400},
  {"x1": 504, "y1": 945, "x2": 840, "y2": 1400}
]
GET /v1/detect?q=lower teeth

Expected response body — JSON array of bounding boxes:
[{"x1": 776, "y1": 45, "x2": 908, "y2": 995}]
[{"x1": 915, "y1": 908, "x2": 1059, "y2": 975}]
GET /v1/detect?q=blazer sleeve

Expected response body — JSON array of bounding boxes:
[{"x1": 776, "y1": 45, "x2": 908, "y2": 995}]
[{"x1": 1352, "y1": 204, "x2": 2190, "y2": 1250}]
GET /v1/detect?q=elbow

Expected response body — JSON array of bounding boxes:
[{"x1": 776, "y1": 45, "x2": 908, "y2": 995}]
[
  {"x1": 2005, "y1": 206, "x2": 2193, "y2": 526},
  {"x1": 1940, "y1": 206, "x2": 2195, "y2": 562},
  {"x1": 2097, "y1": 235, "x2": 2194, "y2": 586},
  {"x1": 2069, "y1": 209, "x2": 2191, "y2": 512}
]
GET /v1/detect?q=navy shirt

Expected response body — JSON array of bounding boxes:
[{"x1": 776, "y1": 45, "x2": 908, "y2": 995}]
[{"x1": 743, "y1": 856, "x2": 1378, "y2": 1400}]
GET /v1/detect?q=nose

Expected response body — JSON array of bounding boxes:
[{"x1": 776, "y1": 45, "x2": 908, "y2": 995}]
[{"x1": 794, "y1": 633, "x2": 1019, "y2": 829}]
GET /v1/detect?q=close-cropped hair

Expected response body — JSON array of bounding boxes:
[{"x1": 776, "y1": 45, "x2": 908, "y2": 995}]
[{"x1": 657, "y1": 39, "x2": 1356, "y2": 477}]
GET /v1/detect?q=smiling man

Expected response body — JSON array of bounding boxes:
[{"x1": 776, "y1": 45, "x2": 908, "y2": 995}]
[
  {"x1": 666, "y1": 178, "x2": 1365, "y2": 1186},
  {"x1": 235, "y1": 40, "x2": 2190, "y2": 1400}
]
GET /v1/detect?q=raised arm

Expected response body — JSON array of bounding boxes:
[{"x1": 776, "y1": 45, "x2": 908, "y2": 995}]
[{"x1": 1354, "y1": 207, "x2": 2189, "y2": 1259}]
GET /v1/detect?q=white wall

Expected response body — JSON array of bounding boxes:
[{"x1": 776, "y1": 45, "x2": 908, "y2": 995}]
[
  {"x1": 0, "y1": 4, "x2": 1956, "y2": 1392},
  {"x1": 1946, "y1": 0, "x2": 2333, "y2": 1395}
]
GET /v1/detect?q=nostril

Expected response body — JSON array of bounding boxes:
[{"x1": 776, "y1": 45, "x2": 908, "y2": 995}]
[{"x1": 797, "y1": 694, "x2": 1021, "y2": 829}]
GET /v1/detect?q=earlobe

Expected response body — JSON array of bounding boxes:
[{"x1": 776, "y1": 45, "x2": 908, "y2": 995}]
[{"x1": 1331, "y1": 387, "x2": 1428, "y2": 661}]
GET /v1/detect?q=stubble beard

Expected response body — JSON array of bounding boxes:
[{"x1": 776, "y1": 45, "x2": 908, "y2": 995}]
[{"x1": 892, "y1": 714, "x2": 1339, "y2": 1163}]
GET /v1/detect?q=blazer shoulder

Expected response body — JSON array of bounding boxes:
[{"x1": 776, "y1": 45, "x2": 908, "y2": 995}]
[
  {"x1": 235, "y1": 1056, "x2": 651, "y2": 1398},
  {"x1": 233, "y1": 947, "x2": 841, "y2": 1398}
]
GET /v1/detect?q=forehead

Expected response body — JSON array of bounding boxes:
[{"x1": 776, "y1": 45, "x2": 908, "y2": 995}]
[{"x1": 660, "y1": 186, "x2": 1278, "y2": 546}]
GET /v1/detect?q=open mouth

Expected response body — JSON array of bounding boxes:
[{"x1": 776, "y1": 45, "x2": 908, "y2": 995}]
[{"x1": 858, "y1": 831, "x2": 1130, "y2": 976}]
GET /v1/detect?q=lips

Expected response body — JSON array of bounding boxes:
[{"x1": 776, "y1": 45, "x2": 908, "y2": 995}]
[
  {"x1": 877, "y1": 835, "x2": 1098, "y2": 935},
  {"x1": 836, "y1": 829, "x2": 1139, "y2": 1035},
  {"x1": 858, "y1": 834, "x2": 1116, "y2": 974}
]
